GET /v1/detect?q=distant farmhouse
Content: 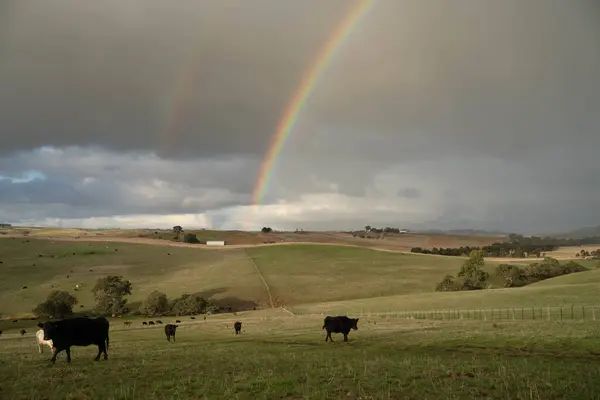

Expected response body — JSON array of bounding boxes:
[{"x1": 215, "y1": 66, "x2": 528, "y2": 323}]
[{"x1": 0, "y1": 223, "x2": 12, "y2": 228}]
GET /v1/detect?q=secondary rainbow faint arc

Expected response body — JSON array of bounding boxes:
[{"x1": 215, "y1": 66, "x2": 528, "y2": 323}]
[{"x1": 251, "y1": 0, "x2": 376, "y2": 207}]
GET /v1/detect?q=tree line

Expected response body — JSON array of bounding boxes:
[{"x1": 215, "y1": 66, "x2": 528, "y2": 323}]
[
  {"x1": 32, "y1": 275, "x2": 218, "y2": 319},
  {"x1": 412, "y1": 234, "x2": 600, "y2": 258}
]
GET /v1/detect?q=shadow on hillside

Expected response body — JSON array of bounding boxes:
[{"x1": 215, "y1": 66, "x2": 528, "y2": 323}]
[{"x1": 210, "y1": 296, "x2": 259, "y2": 312}]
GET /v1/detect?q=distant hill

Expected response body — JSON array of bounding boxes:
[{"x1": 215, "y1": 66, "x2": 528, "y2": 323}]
[
  {"x1": 551, "y1": 225, "x2": 600, "y2": 239},
  {"x1": 417, "y1": 229, "x2": 509, "y2": 237}
]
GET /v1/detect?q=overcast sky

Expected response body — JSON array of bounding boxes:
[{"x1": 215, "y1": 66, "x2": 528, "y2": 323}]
[{"x1": 1, "y1": 0, "x2": 599, "y2": 233}]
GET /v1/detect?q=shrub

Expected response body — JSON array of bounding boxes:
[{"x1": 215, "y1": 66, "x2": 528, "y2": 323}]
[
  {"x1": 435, "y1": 275, "x2": 461, "y2": 292},
  {"x1": 183, "y1": 233, "x2": 200, "y2": 244},
  {"x1": 33, "y1": 290, "x2": 78, "y2": 319}
]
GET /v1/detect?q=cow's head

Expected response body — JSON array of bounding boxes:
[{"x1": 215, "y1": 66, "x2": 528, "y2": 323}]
[
  {"x1": 351, "y1": 318, "x2": 359, "y2": 330},
  {"x1": 38, "y1": 321, "x2": 57, "y2": 341}
]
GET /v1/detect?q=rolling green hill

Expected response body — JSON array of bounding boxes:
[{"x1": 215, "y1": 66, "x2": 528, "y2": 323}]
[{"x1": 0, "y1": 238, "x2": 595, "y2": 319}]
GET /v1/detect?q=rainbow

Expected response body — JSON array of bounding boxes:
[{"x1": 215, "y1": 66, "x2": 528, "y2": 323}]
[{"x1": 251, "y1": 0, "x2": 376, "y2": 208}]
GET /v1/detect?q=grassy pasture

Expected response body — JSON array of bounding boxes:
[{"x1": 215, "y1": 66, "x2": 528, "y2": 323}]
[
  {"x1": 1, "y1": 313, "x2": 600, "y2": 399},
  {"x1": 0, "y1": 238, "x2": 270, "y2": 316},
  {"x1": 0, "y1": 238, "x2": 595, "y2": 318},
  {"x1": 292, "y1": 268, "x2": 600, "y2": 316}
]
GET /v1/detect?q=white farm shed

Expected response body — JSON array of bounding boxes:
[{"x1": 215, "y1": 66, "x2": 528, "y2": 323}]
[{"x1": 206, "y1": 240, "x2": 225, "y2": 246}]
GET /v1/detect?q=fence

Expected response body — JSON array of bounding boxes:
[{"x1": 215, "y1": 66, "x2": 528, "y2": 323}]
[{"x1": 307, "y1": 306, "x2": 600, "y2": 322}]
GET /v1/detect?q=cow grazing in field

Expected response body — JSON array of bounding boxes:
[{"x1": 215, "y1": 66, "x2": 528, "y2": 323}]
[
  {"x1": 322, "y1": 316, "x2": 359, "y2": 342},
  {"x1": 155, "y1": 320, "x2": 163, "y2": 324},
  {"x1": 164, "y1": 324, "x2": 178, "y2": 342},
  {"x1": 175, "y1": 320, "x2": 181, "y2": 323},
  {"x1": 142, "y1": 321, "x2": 148, "y2": 325},
  {"x1": 37, "y1": 317, "x2": 110, "y2": 363},
  {"x1": 123, "y1": 321, "x2": 132, "y2": 327},
  {"x1": 148, "y1": 321, "x2": 155, "y2": 325},
  {"x1": 20, "y1": 329, "x2": 26, "y2": 336},
  {"x1": 36, "y1": 329, "x2": 55, "y2": 354},
  {"x1": 190, "y1": 316, "x2": 196, "y2": 319},
  {"x1": 234, "y1": 321, "x2": 242, "y2": 335}
]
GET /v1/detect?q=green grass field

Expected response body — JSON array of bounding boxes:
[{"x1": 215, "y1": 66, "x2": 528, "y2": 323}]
[
  {"x1": 1, "y1": 314, "x2": 600, "y2": 399},
  {"x1": 2, "y1": 236, "x2": 600, "y2": 398}
]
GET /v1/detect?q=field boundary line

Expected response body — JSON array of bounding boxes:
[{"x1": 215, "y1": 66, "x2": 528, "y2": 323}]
[{"x1": 243, "y1": 249, "x2": 275, "y2": 309}]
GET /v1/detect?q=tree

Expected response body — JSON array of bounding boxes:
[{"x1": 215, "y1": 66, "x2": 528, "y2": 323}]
[
  {"x1": 457, "y1": 250, "x2": 489, "y2": 289},
  {"x1": 171, "y1": 293, "x2": 212, "y2": 316},
  {"x1": 183, "y1": 233, "x2": 200, "y2": 243},
  {"x1": 33, "y1": 290, "x2": 78, "y2": 319},
  {"x1": 92, "y1": 276, "x2": 132, "y2": 315},
  {"x1": 364, "y1": 225, "x2": 371, "y2": 232},
  {"x1": 141, "y1": 290, "x2": 169, "y2": 316},
  {"x1": 172, "y1": 226, "x2": 183, "y2": 239},
  {"x1": 261, "y1": 227, "x2": 272, "y2": 233}
]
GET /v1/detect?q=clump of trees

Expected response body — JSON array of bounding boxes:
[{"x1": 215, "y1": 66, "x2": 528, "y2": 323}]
[
  {"x1": 576, "y1": 249, "x2": 600, "y2": 259},
  {"x1": 183, "y1": 233, "x2": 200, "y2": 243},
  {"x1": 435, "y1": 253, "x2": 588, "y2": 292},
  {"x1": 92, "y1": 275, "x2": 132, "y2": 315},
  {"x1": 139, "y1": 290, "x2": 216, "y2": 316},
  {"x1": 436, "y1": 250, "x2": 490, "y2": 292},
  {"x1": 261, "y1": 227, "x2": 273, "y2": 233},
  {"x1": 33, "y1": 290, "x2": 78, "y2": 318}
]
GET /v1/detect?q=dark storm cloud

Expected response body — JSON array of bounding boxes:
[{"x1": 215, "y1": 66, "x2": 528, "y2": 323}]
[{"x1": 0, "y1": 0, "x2": 349, "y2": 158}]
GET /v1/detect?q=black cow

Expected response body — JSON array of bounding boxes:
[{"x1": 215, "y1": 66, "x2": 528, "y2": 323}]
[
  {"x1": 164, "y1": 324, "x2": 178, "y2": 342},
  {"x1": 190, "y1": 316, "x2": 196, "y2": 320},
  {"x1": 0, "y1": 330, "x2": 2, "y2": 337},
  {"x1": 148, "y1": 321, "x2": 155, "y2": 325},
  {"x1": 322, "y1": 316, "x2": 359, "y2": 342},
  {"x1": 142, "y1": 321, "x2": 148, "y2": 325},
  {"x1": 234, "y1": 321, "x2": 242, "y2": 334},
  {"x1": 155, "y1": 320, "x2": 163, "y2": 324},
  {"x1": 37, "y1": 317, "x2": 110, "y2": 363},
  {"x1": 20, "y1": 329, "x2": 26, "y2": 336},
  {"x1": 175, "y1": 320, "x2": 181, "y2": 323}
]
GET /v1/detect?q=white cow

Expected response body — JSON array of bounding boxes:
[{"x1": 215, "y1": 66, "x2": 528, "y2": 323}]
[{"x1": 35, "y1": 329, "x2": 55, "y2": 354}]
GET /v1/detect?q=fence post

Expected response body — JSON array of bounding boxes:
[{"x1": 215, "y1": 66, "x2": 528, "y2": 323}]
[
  {"x1": 582, "y1": 306, "x2": 585, "y2": 321},
  {"x1": 512, "y1": 308, "x2": 515, "y2": 321},
  {"x1": 484, "y1": 309, "x2": 487, "y2": 321},
  {"x1": 547, "y1": 307, "x2": 550, "y2": 321},
  {"x1": 521, "y1": 308, "x2": 524, "y2": 320},
  {"x1": 560, "y1": 307, "x2": 563, "y2": 321},
  {"x1": 571, "y1": 305, "x2": 574, "y2": 320},
  {"x1": 532, "y1": 307, "x2": 535, "y2": 320}
]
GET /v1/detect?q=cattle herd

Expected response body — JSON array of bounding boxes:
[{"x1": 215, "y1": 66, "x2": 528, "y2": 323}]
[{"x1": 4, "y1": 315, "x2": 359, "y2": 364}]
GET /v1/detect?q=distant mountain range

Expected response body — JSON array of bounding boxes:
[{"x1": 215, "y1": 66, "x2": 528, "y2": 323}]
[{"x1": 417, "y1": 229, "x2": 510, "y2": 237}]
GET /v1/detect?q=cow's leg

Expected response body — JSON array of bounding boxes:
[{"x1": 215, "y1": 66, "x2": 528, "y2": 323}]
[
  {"x1": 172, "y1": 333, "x2": 176, "y2": 342},
  {"x1": 101, "y1": 343, "x2": 108, "y2": 360},
  {"x1": 343, "y1": 333, "x2": 348, "y2": 342},
  {"x1": 65, "y1": 347, "x2": 71, "y2": 363},
  {"x1": 94, "y1": 344, "x2": 103, "y2": 361},
  {"x1": 38, "y1": 342, "x2": 43, "y2": 354},
  {"x1": 50, "y1": 348, "x2": 60, "y2": 363}
]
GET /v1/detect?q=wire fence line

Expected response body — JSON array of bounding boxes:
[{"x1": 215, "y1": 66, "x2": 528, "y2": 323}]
[{"x1": 295, "y1": 306, "x2": 600, "y2": 322}]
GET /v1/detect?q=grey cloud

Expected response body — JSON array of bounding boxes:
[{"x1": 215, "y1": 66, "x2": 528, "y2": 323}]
[
  {"x1": 0, "y1": 147, "x2": 255, "y2": 222},
  {"x1": 1, "y1": 1, "x2": 600, "y2": 233}
]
